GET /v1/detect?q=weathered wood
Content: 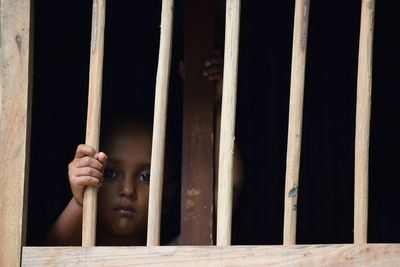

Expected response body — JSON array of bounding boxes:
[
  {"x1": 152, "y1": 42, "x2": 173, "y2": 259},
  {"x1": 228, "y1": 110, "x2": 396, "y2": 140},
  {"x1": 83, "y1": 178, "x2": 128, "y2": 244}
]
[
  {"x1": 283, "y1": 0, "x2": 310, "y2": 245},
  {"x1": 0, "y1": 0, "x2": 34, "y2": 265},
  {"x1": 216, "y1": 0, "x2": 241, "y2": 246},
  {"x1": 354, "y1": 0, "x2": 375, "y2": 244},
  {"x1": 147, "y1": 0, "x2": 174, "y2": 246},
  {"x1": 180, "y1": 0, "x2": 215, "y2": 245},
  {"x1": 22, "y1": 244, "x2": 400, "y2": 266},
  {"x1": 82, "y1": 0, "x2": 107, "y2": 247}
]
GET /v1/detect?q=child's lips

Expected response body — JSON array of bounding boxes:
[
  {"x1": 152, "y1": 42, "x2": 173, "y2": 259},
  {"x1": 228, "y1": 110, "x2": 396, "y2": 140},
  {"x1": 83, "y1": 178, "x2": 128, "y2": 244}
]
[{"x1": 114, "y1": 205, "x2": 136, "y2": 216}]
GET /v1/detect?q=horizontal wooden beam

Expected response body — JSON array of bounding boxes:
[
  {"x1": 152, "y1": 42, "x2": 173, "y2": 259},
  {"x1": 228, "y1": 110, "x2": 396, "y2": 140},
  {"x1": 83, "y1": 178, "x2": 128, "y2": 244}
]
[{"x1": 23, "y1": 244, "x2": 400, "y2": 266}]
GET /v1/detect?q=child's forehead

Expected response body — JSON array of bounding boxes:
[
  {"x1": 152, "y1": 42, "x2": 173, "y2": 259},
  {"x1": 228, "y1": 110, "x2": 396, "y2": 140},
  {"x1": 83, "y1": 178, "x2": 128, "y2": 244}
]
[
  {"x1": 100, "y1": 120, "x2": 152, "y2": 149},
  {"x1": 102, "y1": 119, "x2": 152, "y2": 137}
]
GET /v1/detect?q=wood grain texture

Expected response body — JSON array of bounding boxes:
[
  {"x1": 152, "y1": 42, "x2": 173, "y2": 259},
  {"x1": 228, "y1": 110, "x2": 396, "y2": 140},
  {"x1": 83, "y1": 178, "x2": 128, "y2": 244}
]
[
  {"x1": 283, "y1": 0, "x2": 310, "y2": 245},
  {"x1": 216, "y1": 0, "x2": 241, "y2": 246},
  {"x1": 147, "y1": 0, "x2": 174, "y2": 246},
  {"x1": 22, "y1": 244, "x2": 400, "y2": 266},
  {"x1": 180, "y1": 0, "x2": 215, "y2": 245},
  {"x1": 354, "y1": 0, "x2": 375, "y2": 244},
  {"x1": 82, "y1": 0, "x2": 106, "y2": 247},
  {"x1": 0, "y1": 0, "x2": 34, "y2": 265}
]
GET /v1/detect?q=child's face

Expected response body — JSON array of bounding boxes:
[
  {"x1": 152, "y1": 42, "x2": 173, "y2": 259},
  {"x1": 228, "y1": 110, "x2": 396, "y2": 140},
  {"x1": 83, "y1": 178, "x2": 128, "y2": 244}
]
[{"x1": 97, "y1": 123, "x2": 152, "y2": 240}]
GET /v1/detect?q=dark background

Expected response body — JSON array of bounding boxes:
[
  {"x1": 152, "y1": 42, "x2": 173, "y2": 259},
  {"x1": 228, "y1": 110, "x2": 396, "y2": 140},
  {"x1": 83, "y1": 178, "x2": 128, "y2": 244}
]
[{"x1": 28, "y1": 0, "x2": 400, "y2": 245}]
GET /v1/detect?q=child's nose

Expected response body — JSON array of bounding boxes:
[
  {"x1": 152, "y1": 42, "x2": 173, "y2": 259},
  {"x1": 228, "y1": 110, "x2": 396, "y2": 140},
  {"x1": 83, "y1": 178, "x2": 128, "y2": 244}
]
[{"x1": 119, "y1": 175, "x2": 136, "y2": 198}]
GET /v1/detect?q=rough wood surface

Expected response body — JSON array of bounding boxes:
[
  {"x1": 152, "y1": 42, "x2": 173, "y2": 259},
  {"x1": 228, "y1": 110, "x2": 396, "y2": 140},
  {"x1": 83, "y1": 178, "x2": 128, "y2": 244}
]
[
  {"x1": 147, "y1": 0, "x2": 174, "y2": 246},
  {"x1": 283, "y1": 0, "x2": 310, "y2": 245},
  {"x1": 216, "y1": 0, "x2": 241, "y2": 246},
  {"x1": 82, "y1": 0, "x2": 107, "y2": 247},
  {"x1": 0, "y1": 0, "x2": 34, "y2": 266},
  {"x1": 22, "y1": 244, "x2": 400, "y2": 266},
  {"x1": 180, "y1": 0, "x2": 215, "y2": 245},
  {"x1": 354, "y1": 0, "x2": 375, "y2": 245}
]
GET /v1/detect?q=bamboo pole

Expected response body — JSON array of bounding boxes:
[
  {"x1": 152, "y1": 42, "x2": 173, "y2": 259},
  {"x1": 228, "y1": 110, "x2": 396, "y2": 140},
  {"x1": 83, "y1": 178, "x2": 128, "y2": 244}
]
[
  {"x1": 82, "y1": 0, "x2": 106, "y2": 247},
  {"x1": 283, "y1": 0, "x2": 310, "y2": 245},
  {"x1": 354, "y1": 0, "x2": 375, "y2": 244},
  {"x1": 146, "y1": 0, "x2": 174, "y2": 246},
  {"x1": 216, "y1": 0, "x2": 241, "y2": 246}
]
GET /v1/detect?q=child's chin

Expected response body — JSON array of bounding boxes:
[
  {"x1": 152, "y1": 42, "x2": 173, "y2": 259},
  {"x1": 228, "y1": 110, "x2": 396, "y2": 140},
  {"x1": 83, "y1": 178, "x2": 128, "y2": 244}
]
[
  {"x1": 112, "y1": 220, "x2": 143, "y2": 236},
  {"x1": 113, "y1": 225, "x2": 136, "y2": 236}
]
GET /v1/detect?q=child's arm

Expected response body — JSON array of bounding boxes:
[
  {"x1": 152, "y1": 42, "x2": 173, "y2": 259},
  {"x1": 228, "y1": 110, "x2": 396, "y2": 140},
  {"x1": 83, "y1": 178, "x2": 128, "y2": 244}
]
[
  {"x1": 46, "y1": 144, "x2": 107, "y2": 245},
  {"x1": 203, "y1": 53, "x2": 244, "y2": 203}
]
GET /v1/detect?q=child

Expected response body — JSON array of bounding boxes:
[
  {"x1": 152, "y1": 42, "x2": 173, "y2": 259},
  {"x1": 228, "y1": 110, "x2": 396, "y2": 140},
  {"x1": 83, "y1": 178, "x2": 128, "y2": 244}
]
[
  {"x1": 47, "y1": 118, "x2": 178, "y2": 246},
  {"x1": 47, "y1": 53, "x2": 243, "y2": 246}
]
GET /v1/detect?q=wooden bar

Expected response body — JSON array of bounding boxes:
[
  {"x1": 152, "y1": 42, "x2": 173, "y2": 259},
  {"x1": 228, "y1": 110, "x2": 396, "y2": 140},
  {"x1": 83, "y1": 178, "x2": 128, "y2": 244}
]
[
  {"x1": 22, "y1": 244, "x2": 400, "y2": 266},
  {"x1": 283, "y1": 0, "x2": 310, "y2": 245},
  {"x1": 354, "y1": 0, "x2": 375, "y2": 244},
  {"x1": 82, "y1": 0, "x2": 106, "y2": 247},
  {"x1": 147, "y1": 0, "x2": 174, "y2": 246},
  {"x1": 180, "y1": 0, "x2": 215, "y2": 245},
  {"x1": 0, "y1": 0, "x2": 34, "y2": 265},
  {"x1": 216, "y1": 0, "x2": 241, "y2": 246}
]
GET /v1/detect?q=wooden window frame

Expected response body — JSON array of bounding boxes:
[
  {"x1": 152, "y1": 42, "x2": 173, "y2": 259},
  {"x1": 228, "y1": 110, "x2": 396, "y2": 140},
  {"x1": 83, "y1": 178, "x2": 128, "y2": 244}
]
[{"x1": 2, "y1": 0, "x2": 400, "y2": 266}]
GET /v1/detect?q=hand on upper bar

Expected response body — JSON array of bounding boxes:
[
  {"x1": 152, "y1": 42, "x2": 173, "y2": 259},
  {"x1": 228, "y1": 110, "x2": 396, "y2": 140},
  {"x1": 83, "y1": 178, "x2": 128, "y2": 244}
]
[
  {"x1": 203, "y1": 50, "x2": 223, "y2": 103},
  {"x1": 68, "y1": 144, "x2": 108, "y2": 207}
]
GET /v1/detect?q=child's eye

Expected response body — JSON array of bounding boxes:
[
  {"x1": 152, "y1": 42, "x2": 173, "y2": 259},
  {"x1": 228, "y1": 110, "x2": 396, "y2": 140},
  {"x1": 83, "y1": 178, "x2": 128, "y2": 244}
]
[
  {"x1": 103, "y1": 168, "x2": 118, "y2": 180},
  {"x1": 138, "y1": 172, "x2": 150, "y2": 183}
]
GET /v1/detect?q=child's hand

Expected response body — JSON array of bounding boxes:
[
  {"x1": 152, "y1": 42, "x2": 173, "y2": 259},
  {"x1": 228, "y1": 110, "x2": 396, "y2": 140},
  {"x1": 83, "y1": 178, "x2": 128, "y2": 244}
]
[
  {"x1": 68, "y1": 144, "x2": 108, "y2": 207},
  {"x1": 203, "y1": 51, "x2": 223, "y2": 102}
]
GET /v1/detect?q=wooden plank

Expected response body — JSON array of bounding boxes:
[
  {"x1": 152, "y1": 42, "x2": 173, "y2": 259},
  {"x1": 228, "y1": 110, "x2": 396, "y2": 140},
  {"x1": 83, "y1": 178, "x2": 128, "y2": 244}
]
[
  {"x1": 82, "y1": 0, "x2": 107, "y2": 247},
  {"x1": 0, "y1": 0, "x2": 34, "y2": 265},
  {"x1": 22, "y1": 244, "x2": 400, "y2": 266},
  {"x1": 180, "y1": 0, "x2": 215, "y2": 245},
  {"x1": 147, "y1": 0, "x2": 174, "y2": 246},
  {"x1": 283, "y1": 0, "x2": 310, "y2": 245},
  {"x1": 354, "y1": 0, "x2": 375, "y2": 244},
  {"x1": 216, "y1": 0, "x2": 241, "y2": 246}
]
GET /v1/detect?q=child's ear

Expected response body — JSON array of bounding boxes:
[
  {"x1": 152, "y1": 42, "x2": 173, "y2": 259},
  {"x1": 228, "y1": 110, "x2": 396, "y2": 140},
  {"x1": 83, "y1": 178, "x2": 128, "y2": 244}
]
[{"x1": 162, "y1": 180, "x2": 178, "y2": 214}]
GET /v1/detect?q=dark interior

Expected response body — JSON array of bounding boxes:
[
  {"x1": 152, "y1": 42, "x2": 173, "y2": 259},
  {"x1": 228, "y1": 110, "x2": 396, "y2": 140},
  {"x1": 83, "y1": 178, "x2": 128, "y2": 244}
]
[{"x1": 27, "y1": 0, "x2": 400, "y2": 245}]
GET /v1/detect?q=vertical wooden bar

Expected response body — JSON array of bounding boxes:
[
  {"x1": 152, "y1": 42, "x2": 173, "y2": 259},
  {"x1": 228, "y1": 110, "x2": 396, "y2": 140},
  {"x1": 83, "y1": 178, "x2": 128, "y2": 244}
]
[
  {"x1": 216, "y1": 0, "x2": 241, "y2": 246},
  {"x1": 147, "y1": 0, "x2": 174, "y2": 246},
  {"x1": 354, "y1": 0, "x2": 375, "y2": 245},
  {"x1": 0, "y1": 0, "x2": 34, "y2": 265},
  {"x1": 283, "y1": 0, "x2": 310, "y2": 245},
  {"x1": 82, "y1": 0, "x2": 106, "y2": 247},
  {"x1": 180, "y1": 0, "x2": 215, "y2": 245}
]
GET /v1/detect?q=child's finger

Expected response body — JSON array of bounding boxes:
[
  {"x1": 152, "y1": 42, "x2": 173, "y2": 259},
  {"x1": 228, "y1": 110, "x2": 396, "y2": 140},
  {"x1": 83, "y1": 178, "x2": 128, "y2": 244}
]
[
  {"x1": 205, "y1": 73, "x2": 223, "y2": 82},
  {"x1": 75, "y1": 144, "x2": 96, "y2": 159},
  {"x1": 75, "y1": 156, "x2": 104, "y2": 171},
  {"x1": 72, "y1": 176, "x2": 102, "y2": 188},
  {"x1": 204, "y1": 56, "x2": 223, "y2": 67},
  {"x1": 203, "y1": 66, "x2": 223, "y2": 77},
  {"x1": 75, "y1": 167, "x2": 103, "y2": 179}
]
